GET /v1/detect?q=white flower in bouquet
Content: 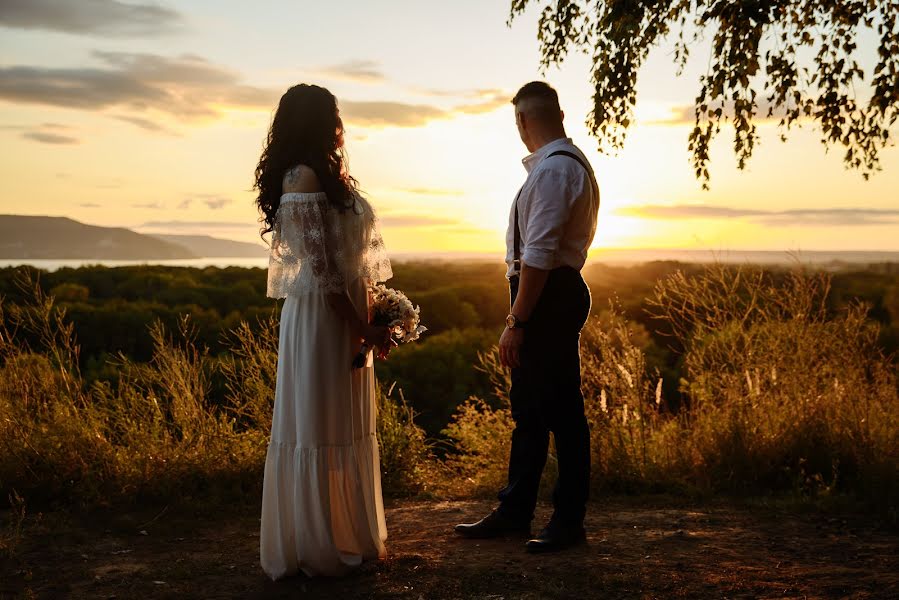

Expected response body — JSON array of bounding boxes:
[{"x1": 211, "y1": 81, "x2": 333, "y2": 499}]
[
  {"x1": 371, "y1": 284, "x2": 426, "y2": 342},
  {"x1": 352, "y1": 284, "x2": 427, "y2": 367}
]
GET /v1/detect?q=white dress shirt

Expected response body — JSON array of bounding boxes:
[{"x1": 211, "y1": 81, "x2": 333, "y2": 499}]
[{"x1": 505, "y1": 137, "x2": 600, "y2": 278}]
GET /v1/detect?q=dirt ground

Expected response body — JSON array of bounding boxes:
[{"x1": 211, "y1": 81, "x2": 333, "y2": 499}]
[{"x1": 2, "y1": 498, "x2": 897, "y2": 599}]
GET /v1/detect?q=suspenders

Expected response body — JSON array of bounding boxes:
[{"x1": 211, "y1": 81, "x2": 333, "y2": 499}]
[{"x1": 512, "y1": 149, "x2": 598, "y2": 273}]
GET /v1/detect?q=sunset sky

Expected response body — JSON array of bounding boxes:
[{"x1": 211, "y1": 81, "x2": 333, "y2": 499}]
[{"x1": 1, "y1": 0, "x2": 898, "y2": 256}]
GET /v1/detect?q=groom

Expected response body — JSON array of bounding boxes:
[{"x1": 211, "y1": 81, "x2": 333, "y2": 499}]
[{"x1": 455, "y1": 81, "x2": 599, "y2": 552}]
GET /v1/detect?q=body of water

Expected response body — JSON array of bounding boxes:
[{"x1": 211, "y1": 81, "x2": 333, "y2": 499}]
[
  {"x1": 2, "y1": 250, "x2": 898, "y2": 272},
  {"x1": 0, "y1": 257, "x2": 270, "y2": 271},
  {"x1": 589, "y1": 249, "x2": 899, "y2": 265}
]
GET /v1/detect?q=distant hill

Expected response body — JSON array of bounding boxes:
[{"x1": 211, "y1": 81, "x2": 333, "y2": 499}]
[
  {"x1": 151, "y1": 234, "x2": 266, "y2": 258},
  {"x1": 0, "y1": 215, "x2": 195, "y2": 260}
]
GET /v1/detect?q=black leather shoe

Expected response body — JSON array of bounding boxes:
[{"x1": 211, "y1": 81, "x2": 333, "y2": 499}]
[
  {"x1": 525, "y1": 524, "x2": 587, "y2": 553},
  {"x1": 454, "y1": 510, "x2": 531, "y2": 539}
]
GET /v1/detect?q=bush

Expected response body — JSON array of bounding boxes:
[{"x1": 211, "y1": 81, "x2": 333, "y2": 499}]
[
  {"x1": 3, "y1": 264, "x2": 897, "y2": 515},
  {"x1": 0, "y1": 275, "x2": 438, "y2": 508},
  {"x1": 442, "y1": 265, "x2": 899, "y2": 511},
  {"x1": 0, "y1": 281, "x2": 266, "y2": 506},
  {"x1": 376, "y1": 384, "x2": 438, "y2": 497},
  {"x1": 650, "y1": 265, "x2": 899, "y2": 501},
  {"x1": 375, "y1": 328, "x2": 496, "y2": 436}
]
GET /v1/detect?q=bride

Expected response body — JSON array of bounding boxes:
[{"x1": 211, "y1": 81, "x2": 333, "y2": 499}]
[{"x1": 255, "y1": 83, "x2": 393, "y2": 579}]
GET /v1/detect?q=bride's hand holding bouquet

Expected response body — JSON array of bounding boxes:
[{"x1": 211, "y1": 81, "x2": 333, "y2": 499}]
[
  {"x1": 353, "y1": 284, "x2": 426, "y2": 368},
  {"x1": 358, "y1": 323, "x2": 392, "y2": 359}
]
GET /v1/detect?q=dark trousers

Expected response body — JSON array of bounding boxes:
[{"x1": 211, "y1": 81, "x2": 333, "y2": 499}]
[{"x1": 497, "y1": 266, "x2": 591, "y2": 527}]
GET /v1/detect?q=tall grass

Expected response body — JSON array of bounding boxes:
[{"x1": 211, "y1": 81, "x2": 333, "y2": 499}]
[
  {"x1": 443, "y1": 265, "x2": 899, "y2": 511},
  {"x1": 0, "y1": 276, "x2": 430, "y2": 507},
  {"x1": 2, "y1": 265, "x2": 897, "y2": 514},
  {"x1": 441, "y1": 357, "x2": 515, "y2": 496},
  {"x1": 376, "y1": 384, "x2": 438, "y2": 496},
  {"x1": 650, "y1": 265, "x2": 899, "y2": 500}
]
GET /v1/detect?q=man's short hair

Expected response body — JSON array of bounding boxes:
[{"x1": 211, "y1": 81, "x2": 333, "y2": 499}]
[{"x1": 512, "y1": 81, "x2": 561, "y2": 122}]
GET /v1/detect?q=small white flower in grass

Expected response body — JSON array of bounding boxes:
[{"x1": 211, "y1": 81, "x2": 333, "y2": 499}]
[{"x1": 616, "y1": 363, "x2": 633, "y2": 388}]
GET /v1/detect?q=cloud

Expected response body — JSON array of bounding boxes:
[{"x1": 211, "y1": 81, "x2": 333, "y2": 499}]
[
  {"x1": 114, "y1": 114, "x2": 177, "y2": 134},
  {"x1": 340, "y1": 95, "x2": 507, "y2": 128},
  {"x1": 456, "y1": 97, "x2": 509, "y2": 115},
  {"x1": 379, "y1": 214, "x2": 459, "y2": 228},
  {"x1": 79, "y1": 202, "x2": 101, "y2": 208},
  {"x1": 22, "y1": 130, "x2": 79, "y2": 144},
  {"x1": 131, "y1": 202, "x2": 165, "y2": 209},
  {"x1": 617, "y1": 204, "x2": 899, "y2": 226},
  {"x1": 454, "y1": 90, "x2": 509, "y2": 115},
  {"x1": 316, "y1": 60, "x2": 385, "y2": 84},
  {"x1": 644, "y1": 105, "x2": 701, "y2": 126},
  {"x1": 0, "y1": 52, "x2": 506, "y2": 131},
  {"x1": 645, "y1": 101, "x2": 782, "y2": 126},
  {"x1": 0, "y1": 51, "x2": 277, "y2": 121},
  {"x1": 203, "y1": 197, "x2": 231, "y2": 210},
  {"x1": 404, "y1": 88, "x2": 509, "y2": 117},
  {"x1": 138, "y1": 220, "x2": 248, "y2": 230},
  {"x1": 0, "y1": 0, "x2": 184, "y2": 37},
  {"x1": 410, "y1": 87, "x2": 505, "y2": 100},
  {"x1": 7, "y1": 122, "x2": 80, "y2": 144},
  {"x1": 339, "y1": 86, "x2": 510, "y2": 128},
  {"x1": 340, "y1": 100, "x2": 445, "y2": 128},
  {"x1": 379, "y1": 214, "x2": 463, "y2": 228},
  {"x1": 755, "y1": 208, "x2": 899, "y2": 226},
  {"x1": 178, "y1": 195, "x2": 232, "y2": 210},
  {"x1": 617, "y1": 205, "x2": 766, "y2": 218},
  {"x1": 399, "y1": 187, "x2": 465, "y2": 197}
]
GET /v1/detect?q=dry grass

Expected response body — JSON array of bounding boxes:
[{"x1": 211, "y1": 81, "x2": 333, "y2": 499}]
[
  {"x1": 0, "y1": 274, "x2": 429, "y2": 508},
  {"x1": 376, "y1": 384, "x2": 439, "y2": 496},
  {"x1": 442, "y1": 265, "x2": 899, "y2": 514},
  {"x1": 1, "y1": 265, "x2": 897, "y2": 518},
  {"x1": 651, "y1": 266, "x2": 899, "y2": 501}
]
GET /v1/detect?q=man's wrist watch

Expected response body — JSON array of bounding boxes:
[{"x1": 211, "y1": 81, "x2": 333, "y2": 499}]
[{"x1": 505, "y1": 313, "x2": 527, "y2": 330}]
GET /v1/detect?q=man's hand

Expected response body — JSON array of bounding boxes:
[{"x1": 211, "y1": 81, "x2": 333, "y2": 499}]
[
  {"x1": 499, "y1": 326, "x2": 525, "y2": 369},
  {"x1": 501, "y1": 263, "x2": 547, "y2": 369}
]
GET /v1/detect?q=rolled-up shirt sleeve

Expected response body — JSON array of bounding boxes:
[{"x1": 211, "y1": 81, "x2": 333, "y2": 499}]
[{"x1": 520, "y1": 168, "x2": 582, "y2": 270}]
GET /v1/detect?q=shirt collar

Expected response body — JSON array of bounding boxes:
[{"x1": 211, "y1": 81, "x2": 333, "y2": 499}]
[{"x1": 522, "y1": 137, "x2": 573, "y2": 173}]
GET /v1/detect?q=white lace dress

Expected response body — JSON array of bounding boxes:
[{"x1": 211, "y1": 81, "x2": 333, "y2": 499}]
[{"x1": 259, "y1": 178, "x2": 392, "y2": 579}]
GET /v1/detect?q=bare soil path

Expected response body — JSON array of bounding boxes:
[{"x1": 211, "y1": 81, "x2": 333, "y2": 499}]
[{"x1": 2, "y1": 498, "x2": 897, "y2": 599}]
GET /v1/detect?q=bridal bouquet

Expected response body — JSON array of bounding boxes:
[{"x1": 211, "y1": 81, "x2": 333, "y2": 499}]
[{"x1": 352, "y1": 284, "x2": 427, "y2": 368}]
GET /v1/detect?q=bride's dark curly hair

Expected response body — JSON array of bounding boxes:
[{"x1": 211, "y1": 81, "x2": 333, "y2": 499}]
[{"x1": 254, "y1": 84, "x2": 358, "y2": 238}]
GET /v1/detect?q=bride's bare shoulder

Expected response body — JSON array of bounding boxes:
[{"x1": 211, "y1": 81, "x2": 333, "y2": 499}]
[{"x1": 282, "y1": 164, "x2": 323, "y2": 194}]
